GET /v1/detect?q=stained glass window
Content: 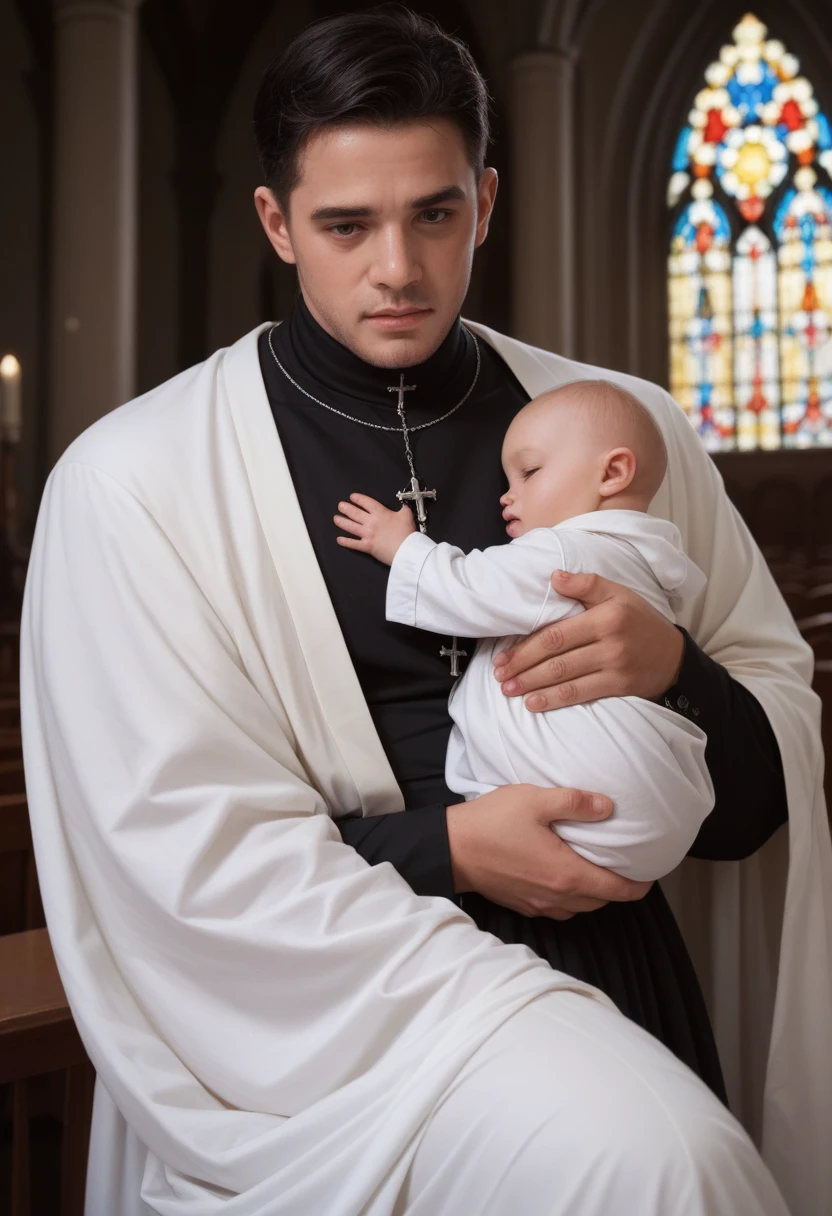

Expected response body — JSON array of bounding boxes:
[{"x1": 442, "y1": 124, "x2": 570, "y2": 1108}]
[{"x1": 667, "y1": 13, "x2": 832, "y2": 450}]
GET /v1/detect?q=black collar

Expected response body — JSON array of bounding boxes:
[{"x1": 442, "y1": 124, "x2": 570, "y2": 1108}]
[{"x1": 266, "y1": 291, "x2": 477, "y2": 414}]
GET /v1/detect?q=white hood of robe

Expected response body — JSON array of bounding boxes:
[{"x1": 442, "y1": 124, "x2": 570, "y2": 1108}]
[{"x1": 19, "y1": 320, "x2": 832, "y2": 1215}]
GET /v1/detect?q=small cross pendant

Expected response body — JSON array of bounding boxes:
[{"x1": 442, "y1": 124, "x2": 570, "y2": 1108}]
[
  {"x1": 397, "y1": 476, "x2": 437, "y2": 533},
  {"x1": 387, "y1": 374, "x2": 416, "y2": 411},
  {"x1": 440, "y1": 637, "x2": 467, "y2": 678},
  {"x1": 387, "y1": 374, "x2": 436, "y2": 532}
]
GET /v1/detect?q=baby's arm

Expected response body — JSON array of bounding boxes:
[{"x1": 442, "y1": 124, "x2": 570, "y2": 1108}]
[
  {"x1": 333, "y1": 492, "x2": 579, "y2": 637},
  {"x1": 386, "y1": 529, "x2": 579, "y2": 638},
  {"x1": 334, "y1": 493, "x2": 416, "y2": 565}
]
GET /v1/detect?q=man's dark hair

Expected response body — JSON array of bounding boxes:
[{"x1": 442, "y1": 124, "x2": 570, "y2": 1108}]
[{"x1": 253, "y1": 4, "x2": 491, "y2": 209}]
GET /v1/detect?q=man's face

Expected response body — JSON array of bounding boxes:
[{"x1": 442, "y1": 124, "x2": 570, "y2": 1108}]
[{"x1": 255, "y1": 119, "x2": 498, "y2": 368}]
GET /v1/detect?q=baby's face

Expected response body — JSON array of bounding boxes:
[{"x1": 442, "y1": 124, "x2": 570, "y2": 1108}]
[{"x1": 500, "y1": 404, "x2": 603, "y2": 537}]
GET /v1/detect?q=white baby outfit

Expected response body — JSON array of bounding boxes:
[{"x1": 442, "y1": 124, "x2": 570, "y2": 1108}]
[{"x1": 386, "y1": 509, "x2": 714, "y2": 881}]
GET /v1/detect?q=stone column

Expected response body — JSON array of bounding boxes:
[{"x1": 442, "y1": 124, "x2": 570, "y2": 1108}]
[
  {"x1": 509, "y1": 48, "x2": 576, "y2": 357},
  {"x1": 48, "y1": 0, "x2": 142, "y2": 466}
]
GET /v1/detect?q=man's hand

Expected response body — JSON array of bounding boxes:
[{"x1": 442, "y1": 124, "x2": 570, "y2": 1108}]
[
  {"x1": 492, "y1": 570, "x2": 685, "y2": 711},
  {"x1": 335, "y1": 493, "x2": 416, "y2": 565},
  {"x1": 447, "y1": 784, "x2": 652, "y2": 919}
]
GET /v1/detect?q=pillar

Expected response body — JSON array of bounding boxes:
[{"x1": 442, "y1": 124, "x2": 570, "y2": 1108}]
[
  {"x1": 509, "y1": 49, "x2": 576, "y2": 357},
  {"x1": 48, "y1": 0, "x2": 142, "y2": 466}
]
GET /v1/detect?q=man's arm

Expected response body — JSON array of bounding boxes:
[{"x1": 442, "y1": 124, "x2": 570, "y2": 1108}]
[
  {"x1": 339, "y1": 804, "x2": 456, "y2": 898},
  {"x1": 661, "y1": 629, "x2": 788, "y2": 859},
  {"x1": 339, "y1": 788, "x2": 653, "y2": 919}
]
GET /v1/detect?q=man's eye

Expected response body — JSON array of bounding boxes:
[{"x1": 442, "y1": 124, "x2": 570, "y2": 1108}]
[
  {"x1": 330, "y1": 224, "x2": 360, "y2": 237},
  {"x1": 522, "y1": 468, "x2": 539, "y2": 480},
  {"x1": 421, "y1": 209, "x2": 452, "y2": 224}
]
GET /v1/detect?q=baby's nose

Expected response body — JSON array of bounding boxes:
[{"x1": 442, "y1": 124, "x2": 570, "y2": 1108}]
[{"x1": 500, "y1": 490, "x2": 513, "y2": 506}]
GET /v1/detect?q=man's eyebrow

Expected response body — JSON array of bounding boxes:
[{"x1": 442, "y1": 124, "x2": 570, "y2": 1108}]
[{"x1": 310, "y1": 185, "x2": 468, "y2": 223}]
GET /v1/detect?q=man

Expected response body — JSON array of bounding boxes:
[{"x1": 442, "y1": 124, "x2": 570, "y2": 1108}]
[{"x1": 20, "y1": 6, "x2": 831, "y2": 1214}]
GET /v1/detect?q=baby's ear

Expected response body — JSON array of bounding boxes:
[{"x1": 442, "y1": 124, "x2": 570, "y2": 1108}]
[{"x1": 600, "y1": 447, "x2": 637, "y2": 497}]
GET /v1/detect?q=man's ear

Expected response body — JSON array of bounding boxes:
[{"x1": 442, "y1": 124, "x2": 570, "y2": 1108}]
[
  {"x1": 474, "y1": 167, "x2": 498, "y2": 249},
  {"x1": 599, "y1": 447, "x2": 637, "y2": 497},
  {"x1": 254, "y1": 186, "x2": 297, "y2": 265}
]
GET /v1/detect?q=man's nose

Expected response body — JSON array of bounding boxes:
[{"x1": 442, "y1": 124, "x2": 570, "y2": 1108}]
[{"x1": 369, "y1": 227, "x2": 422, "y2": 291}]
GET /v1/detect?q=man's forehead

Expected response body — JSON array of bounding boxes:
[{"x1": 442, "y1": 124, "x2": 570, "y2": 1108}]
[{"x1": 294, "y1": 120, "x2": 473, "y2": 200}]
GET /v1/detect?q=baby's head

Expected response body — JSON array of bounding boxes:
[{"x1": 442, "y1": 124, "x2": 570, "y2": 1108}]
[{"x1": 500, "y1": 380, "x2": 667, "y2": 537}]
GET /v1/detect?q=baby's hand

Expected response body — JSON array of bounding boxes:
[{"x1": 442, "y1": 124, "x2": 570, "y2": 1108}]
[{"x1": 334, "y1": 493, "x2": 416, "y2": 565}]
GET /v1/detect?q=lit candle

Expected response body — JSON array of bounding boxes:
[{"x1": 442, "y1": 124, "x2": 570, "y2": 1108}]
[{"x1": 0, "y1": 355, "x2": 22, "y2": 442}]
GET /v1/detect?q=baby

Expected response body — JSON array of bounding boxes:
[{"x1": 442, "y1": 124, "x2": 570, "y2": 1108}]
[{"x1": 334, "y1": 379, "x2": 714, "y2": 882}]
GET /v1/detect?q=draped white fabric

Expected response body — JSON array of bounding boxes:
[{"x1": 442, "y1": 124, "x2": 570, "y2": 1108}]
[{"x1": 19, "y1": 322, "x2": 832, "y2": 1215}]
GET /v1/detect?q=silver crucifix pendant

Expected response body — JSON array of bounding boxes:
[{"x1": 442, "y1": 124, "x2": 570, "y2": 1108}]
[
  {"x1": 397, "y1": 476, "x2": 437, "y2": 533},
  {"x1": 388, "y1": 373, "x2": 437, "y2": 533},
  {"x1": 440, "y1": 637, "x2": 467, "y2": 678}
]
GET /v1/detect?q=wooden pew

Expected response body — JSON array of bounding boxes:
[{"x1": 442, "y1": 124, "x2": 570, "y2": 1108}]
[{"x1": 0, "y1": 929, "x2": 94, "y2": 1216}]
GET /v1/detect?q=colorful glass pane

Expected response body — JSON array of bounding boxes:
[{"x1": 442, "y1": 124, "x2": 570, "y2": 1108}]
[
  {"x1": 733, "y1": 226, "x2": 780, "y2": 448},
  {"x1": 668, "y1": 200, "x2": 734, "y2": 449},
  {"x1": 774, "y1": 179, "x2": 832, "y2": 445},
  {"x1": 666, "y1": 12, "x2": 832, "y2": 449}
]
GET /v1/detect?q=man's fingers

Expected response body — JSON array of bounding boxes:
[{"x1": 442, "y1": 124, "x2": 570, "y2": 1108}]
[
  {"x1": 533, "y1": 786, "x2": 613, "y2": 824},
  {"x1": 550, "y1": 569, "x2": 617, "y2": 607},
  {"x1": 498, "y1": 644, "x2": 602, "y2": 702},
  {"x1": 333, "y1": 514, "x2": 366, "y2": 537},
  {"x1": 522, "y1": 670, "x2": 626, "y2": 712},
  {"x1": 585, "y1": 871, "x2": 653, "y2": 904},
  {"x1": 494, "y1": 616, "x2": 601, "y2": 683},
  {"x1": 547, "y1": 895, "x2": 608, "y2": 916}
]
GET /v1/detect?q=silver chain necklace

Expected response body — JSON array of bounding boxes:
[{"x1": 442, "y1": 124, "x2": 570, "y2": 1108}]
[
  {"x1": 267, "y1": 322, "x2": 475, "y2": 677},
  {"x1": 267, "y1": 323, "x2": 480, "y2": 534}
]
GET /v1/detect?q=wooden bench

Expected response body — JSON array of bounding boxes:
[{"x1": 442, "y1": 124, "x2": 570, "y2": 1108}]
[{"x1": 0, "y1": 929, "x2": 94, "y2": 1216}]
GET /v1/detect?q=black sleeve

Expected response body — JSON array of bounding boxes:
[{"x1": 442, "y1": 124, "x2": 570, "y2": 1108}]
[
  {"x1": 338, "y1": 803, "x2": 457, "y2": 899},
  {"x1": 659, "y1": 628, "x2": 789, "y2": 860}
]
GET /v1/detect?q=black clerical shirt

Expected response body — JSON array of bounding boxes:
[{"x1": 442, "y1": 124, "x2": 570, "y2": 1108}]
[{"x1": 260, "y1": 292, "x2": 788, "y2": 1099}]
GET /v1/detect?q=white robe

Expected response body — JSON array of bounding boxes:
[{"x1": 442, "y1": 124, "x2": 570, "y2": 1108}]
[
  {"x1": 19, "y1": 321, "x2": 832, "y2": 1215},
  {"x1": 385, "y1": 511, "x2": 714, "y2": 881}
]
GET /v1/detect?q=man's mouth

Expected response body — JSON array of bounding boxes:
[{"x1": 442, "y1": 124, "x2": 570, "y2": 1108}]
[
  {"x1": 368, "y1": 308, "x2": 428, "y2": 317},
  {"x1": 365, "y1": 308, "x2": 432, "y2": 330}
]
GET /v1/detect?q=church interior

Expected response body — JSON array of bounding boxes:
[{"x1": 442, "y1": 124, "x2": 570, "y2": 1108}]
[{"x1": 2, "y1": 0, "x2": 832, "y2": 1209}]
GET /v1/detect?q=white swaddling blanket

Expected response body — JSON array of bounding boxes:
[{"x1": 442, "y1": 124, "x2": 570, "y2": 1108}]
[{"x1": 386, "y1": 509, "x2": 714, "y2": 881}]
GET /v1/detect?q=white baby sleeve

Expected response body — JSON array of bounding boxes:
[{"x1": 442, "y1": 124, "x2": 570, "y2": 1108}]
[{"x1": 386, "y1": 530, "x2": 577, "y2": 638}]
